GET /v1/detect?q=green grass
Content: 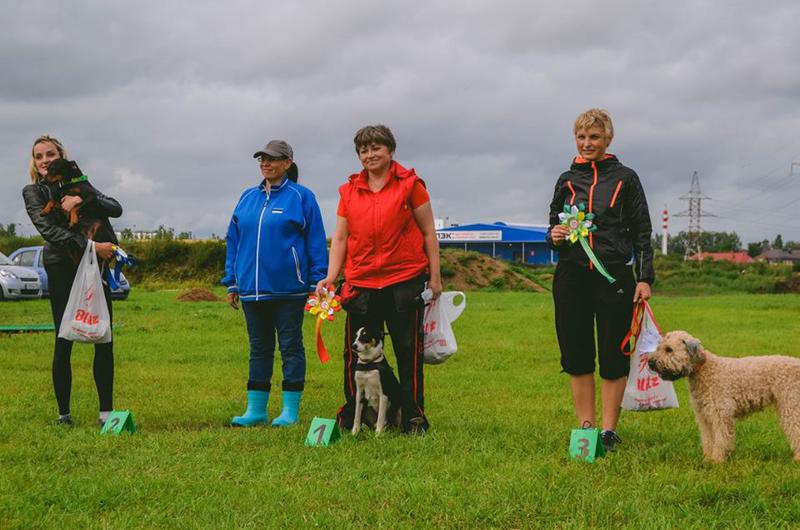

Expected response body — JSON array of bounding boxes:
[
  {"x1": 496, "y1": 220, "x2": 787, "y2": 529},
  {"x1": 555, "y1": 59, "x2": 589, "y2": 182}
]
[{"x1": 1, "y1": 291, "x2": 800, "y2": 528}]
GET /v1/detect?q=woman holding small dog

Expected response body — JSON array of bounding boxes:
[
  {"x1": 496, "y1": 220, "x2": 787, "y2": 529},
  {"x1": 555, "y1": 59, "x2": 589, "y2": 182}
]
[
  {"x1": 22, "y1": 135, "x2": 121, "y2": 428},
  {"x1": 316, "y1": 124, "x2": 442, "y2": 435},
  {"x1": 546, "y1": 109, "x2": 654, "y2": 452},
  {"x1": 222, "y1": 140, "x2": 328, "y2": 427}
]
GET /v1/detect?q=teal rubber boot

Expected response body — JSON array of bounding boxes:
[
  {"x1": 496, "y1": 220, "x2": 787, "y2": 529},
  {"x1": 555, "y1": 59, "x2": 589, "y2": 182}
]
[
  {"x1": 231, "y1": 390, "x2": 269, "y2": 427},
  {"x1": 271, "y1": 391, "x2": 302, "y2": 427}
]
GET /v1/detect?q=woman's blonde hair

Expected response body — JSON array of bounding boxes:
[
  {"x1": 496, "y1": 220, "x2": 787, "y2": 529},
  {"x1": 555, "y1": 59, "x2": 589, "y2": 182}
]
[
  {"x1": 573, "y1": 108, "x2": 614, "y2": 141},
  {"x1": 28, "y1": 135, "x2": 68, "y2": 183}
]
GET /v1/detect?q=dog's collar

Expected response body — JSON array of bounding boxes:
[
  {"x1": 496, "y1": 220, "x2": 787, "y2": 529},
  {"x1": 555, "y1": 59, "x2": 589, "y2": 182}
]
[
  {"x1": 59, "y1": 175, "x2": 89, "y2": 187},
  {"x1": 355, "y1": 354, "x2": 387, "y2": 371}
]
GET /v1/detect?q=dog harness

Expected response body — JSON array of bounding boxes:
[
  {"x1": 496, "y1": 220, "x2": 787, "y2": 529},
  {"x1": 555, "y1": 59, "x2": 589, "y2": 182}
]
[
  {"x1": 355, "y1": 355, "x2": 390, "y2": 372},
  {"x1": 355, "y1": 355, "x2": 403, "y2": 402}
]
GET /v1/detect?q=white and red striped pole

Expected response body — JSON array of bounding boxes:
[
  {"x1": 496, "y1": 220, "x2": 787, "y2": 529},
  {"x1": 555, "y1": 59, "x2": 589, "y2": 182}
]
[{"x1": 661, "y1": 205, "x2": 669, "y2": 255}]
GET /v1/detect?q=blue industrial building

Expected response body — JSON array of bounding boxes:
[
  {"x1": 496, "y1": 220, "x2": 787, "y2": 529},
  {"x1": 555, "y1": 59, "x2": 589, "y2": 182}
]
[{"x1": 436, "y1": 222, "x2": 557, "y2": 265}]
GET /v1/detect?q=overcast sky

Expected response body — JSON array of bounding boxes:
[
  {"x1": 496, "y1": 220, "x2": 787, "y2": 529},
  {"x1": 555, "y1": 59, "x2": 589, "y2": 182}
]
[{"x1": 3, "y1": 0, "x2": 800, "y2": 245}]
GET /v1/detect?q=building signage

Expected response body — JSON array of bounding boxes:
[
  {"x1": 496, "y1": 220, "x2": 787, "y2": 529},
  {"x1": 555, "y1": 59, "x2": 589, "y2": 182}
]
[{"x1": 436, "y1": 230, "x2": 503, "y2": 242}]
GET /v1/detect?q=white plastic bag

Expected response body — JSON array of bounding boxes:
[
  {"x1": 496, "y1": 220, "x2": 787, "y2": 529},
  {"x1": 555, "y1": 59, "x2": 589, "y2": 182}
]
[
  {"x1": 58, "y1": 240, "x2": 112, "y2": 343},
  {"x1": 422, "y1": 290, "x2": 466, "y2": 364},
  {"x1": 621, "y1": 301, "x2": 678, "y2": 411}
]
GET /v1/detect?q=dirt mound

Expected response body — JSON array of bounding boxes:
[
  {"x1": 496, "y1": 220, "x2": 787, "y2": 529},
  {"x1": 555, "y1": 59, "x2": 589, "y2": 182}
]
[
  {"x1": 177, "y1": 288, "x2": 221, "y2": 302},
  {"x1": 440, "y1": 249, "x2": 549, "y2": 292}
]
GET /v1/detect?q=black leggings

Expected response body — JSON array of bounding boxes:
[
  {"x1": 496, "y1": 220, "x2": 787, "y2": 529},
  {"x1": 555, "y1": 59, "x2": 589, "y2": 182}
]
[{"x1": 45, "y1": 260, "x2": 114, "y2": 415}]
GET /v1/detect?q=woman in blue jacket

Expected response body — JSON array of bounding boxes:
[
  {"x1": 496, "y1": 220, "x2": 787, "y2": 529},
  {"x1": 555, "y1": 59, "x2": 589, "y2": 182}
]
[{"x1": 222, "y1": 140, "x2": 328, "y2": 427}]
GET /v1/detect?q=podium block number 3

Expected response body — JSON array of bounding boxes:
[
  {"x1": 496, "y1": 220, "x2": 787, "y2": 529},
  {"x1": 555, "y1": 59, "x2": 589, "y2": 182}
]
[{"x1": 577, "y1": 437, "x2": 590, "y2": 458}]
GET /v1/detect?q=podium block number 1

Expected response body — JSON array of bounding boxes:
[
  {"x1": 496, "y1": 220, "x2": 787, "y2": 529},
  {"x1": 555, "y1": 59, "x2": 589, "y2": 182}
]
[{"x1": 305, "y1": 417, "x2": 340, "y2": 447}]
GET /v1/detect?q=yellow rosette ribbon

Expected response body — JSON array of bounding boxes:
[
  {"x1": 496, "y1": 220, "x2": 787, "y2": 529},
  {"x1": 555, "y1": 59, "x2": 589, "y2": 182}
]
[{"x1": 305, "y1": 288, "x2": 342, "y2": 363}]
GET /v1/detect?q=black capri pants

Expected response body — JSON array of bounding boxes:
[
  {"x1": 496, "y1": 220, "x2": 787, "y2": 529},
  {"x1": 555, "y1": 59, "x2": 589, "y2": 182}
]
[{"x1": 552, "y1": 261, "x2": 636, "y2": 380}]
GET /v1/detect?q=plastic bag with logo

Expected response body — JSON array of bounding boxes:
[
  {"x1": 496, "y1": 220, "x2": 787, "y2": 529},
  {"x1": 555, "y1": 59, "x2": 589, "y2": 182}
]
[
  {"x1": 58, "y1": 240, "x2": 112, "y2": 343},
  {"x1": 421, "y1": 290, "x2": 466, "y2": 364},
  {"x1": 621, "y1": 301, "x2": 678, "y2": 411}
]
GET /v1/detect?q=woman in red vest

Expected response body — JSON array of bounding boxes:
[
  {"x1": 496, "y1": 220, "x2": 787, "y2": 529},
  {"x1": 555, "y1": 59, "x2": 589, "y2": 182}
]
[{"x1": 317, "y1": 124, "x2": 442, "y2": 434}]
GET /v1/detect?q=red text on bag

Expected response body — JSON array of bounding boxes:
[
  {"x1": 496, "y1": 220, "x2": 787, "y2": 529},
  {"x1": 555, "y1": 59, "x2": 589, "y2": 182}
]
[
  {"x1": 424, "y1": 319, "x2": 438, "y2": 334},
  {"x1": 74, "y1": 309, "x2": 100, "y2": 326},
  {"x1": 636, "y1": 376, "x2": 660, "y2": 391}
]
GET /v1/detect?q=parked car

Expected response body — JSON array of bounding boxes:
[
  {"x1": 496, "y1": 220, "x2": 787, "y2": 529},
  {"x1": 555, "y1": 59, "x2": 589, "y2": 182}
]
[
  {"x1": 0, "y1": 251, "x2": 42, "y2": 300},
  {"x1": 9, "y1": 246, "x2": 131, "y2": 300}
]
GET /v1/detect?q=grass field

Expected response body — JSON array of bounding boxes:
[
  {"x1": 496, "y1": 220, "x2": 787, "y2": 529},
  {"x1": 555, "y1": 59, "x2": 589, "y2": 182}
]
[{"x1": 1, "y1": 290, "x2": 800, "y2": 528}]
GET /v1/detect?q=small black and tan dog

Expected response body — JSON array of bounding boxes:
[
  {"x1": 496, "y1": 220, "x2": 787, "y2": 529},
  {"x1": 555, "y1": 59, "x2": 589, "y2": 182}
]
[
  {"x1": 351, "y1": 327, "x2": 403, "y2": 435},
  {"x1": 41, "y1": 159, "x2": 117, "y2": 254}
]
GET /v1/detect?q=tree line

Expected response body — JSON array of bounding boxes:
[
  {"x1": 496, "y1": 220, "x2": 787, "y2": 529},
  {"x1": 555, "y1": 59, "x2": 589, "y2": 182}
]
[{"x1": 654, "y1": 231, "x2": 800, "y2": 257}]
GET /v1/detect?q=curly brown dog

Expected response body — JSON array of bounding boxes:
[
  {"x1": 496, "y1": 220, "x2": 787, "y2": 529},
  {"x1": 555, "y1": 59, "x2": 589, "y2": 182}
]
[{"x1": 648, "y1": 330, "x2": 800, "y2": 463}]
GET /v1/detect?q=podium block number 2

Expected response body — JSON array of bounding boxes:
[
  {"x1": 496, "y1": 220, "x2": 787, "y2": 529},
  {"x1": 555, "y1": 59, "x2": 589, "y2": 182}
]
[
  {"x1": 305, "y1": 417, "x2": 340, "y2": 447},
  {"x1": 100, "y1": 410, "x2": 137, "y2": 435}
]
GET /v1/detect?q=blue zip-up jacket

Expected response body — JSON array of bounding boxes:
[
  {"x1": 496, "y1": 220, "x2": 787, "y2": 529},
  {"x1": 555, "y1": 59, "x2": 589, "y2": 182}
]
[{"x1": 221, "y1": 177, "x2": 328, "y2": 301}]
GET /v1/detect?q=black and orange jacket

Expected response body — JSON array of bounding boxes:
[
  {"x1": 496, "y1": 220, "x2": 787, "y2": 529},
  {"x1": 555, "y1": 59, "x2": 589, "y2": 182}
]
[{"x1": 546, "y1": 154, "x2": 655, "y2": 284}]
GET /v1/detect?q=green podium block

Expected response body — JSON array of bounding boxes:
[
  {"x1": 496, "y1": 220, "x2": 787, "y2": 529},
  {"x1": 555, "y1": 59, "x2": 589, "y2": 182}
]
[
  {"x1": 569, "y1": 426, "x2": 605, "y2": 463},
  {"x1": 305, "y1": 417, "x2": 340, "y2": 447},
  {"x1": 100, "y1": 410, "x2": 137, "y2": 435}
]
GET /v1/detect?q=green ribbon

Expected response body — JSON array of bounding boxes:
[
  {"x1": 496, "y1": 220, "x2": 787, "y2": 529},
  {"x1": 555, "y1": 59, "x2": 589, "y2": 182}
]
[
  {"x1": 559, "y1": 203, "x2": 616, "y2": 284},
  {"x1": 578, "y1": 237, "x2": 616, "y2": 283}
]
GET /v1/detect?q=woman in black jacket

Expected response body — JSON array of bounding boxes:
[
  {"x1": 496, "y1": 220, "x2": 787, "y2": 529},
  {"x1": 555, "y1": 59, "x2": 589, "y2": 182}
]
[
  {"x1": 547, "y1": 109, "x2": 654, "y2": 452},
  {"x1": 22, "y1": 135, "x2": 121, "y2": 427}
]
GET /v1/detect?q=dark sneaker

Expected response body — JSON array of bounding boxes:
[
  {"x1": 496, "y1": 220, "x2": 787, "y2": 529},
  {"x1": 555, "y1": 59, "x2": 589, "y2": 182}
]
[
  {"x1": 601, "y1": 430, "x2": 621, "y2": 452},
  {"x1": 407, "y1": 416, "x2": 428, "y2": 436},
  {"x1": 53, "y1": 415, "x2": 74, "y2": 428}
]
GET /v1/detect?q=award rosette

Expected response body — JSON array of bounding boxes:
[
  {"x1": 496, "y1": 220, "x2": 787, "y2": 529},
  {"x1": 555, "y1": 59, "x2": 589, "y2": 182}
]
[
  {"x1": 558, "y1": 202, "x2": 616, "y2": 284},
  {"x1": 305, "y1": 288, "x2": 342, "y2": 363}
]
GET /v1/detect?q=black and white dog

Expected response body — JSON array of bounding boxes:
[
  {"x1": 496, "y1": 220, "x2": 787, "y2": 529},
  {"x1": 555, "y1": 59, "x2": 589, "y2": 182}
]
[{"x1": 352, "y1": 327, "x2": 402, "y2": 435}]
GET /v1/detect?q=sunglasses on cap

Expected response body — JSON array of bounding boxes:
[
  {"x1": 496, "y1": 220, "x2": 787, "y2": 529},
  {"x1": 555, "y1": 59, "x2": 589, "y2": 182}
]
[{"x1": 258, "y1": 155, "x2": 288, "y2": 163}]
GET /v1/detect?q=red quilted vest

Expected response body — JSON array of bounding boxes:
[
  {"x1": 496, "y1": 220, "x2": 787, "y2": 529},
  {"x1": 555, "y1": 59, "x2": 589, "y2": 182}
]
[{"x1": 339, "y1": 161, "x2": 428, "y2": 288}]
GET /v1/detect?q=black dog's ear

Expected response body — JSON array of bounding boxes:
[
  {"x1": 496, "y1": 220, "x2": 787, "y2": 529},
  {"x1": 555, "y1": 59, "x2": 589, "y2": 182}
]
[
  {"x1": 46, "y1": 159, "x2": 82, "y2": 179},
  {"x1": 684, "y1": 338, "x2": 705, "y2": 362},
  {"x1": 67, "y1": 160, "x2": 82, "y2": 178},
  {"x1": 45, "y1": 158, "x2": 67, "y2": 176}
]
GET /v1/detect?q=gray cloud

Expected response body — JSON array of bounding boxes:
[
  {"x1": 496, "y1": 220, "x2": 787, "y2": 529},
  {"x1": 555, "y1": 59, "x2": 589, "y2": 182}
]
[{"x1": 3, "y1": 0, "x2": 800, "y2": 245}]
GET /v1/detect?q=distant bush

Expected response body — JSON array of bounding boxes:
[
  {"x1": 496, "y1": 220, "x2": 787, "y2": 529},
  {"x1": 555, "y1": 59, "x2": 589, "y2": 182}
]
[
  {"x1": 440, "y1": 262, "x2": 456, "y2": 279},
  {"x1": 652, "y1": 254, "x2": 793, "y2": 294},
  {"x1": 490, "y1": 277, "x2": 507, "y2": 289},
  {"x1": 457, "y1": 251, "x2": 481, "y2": 265},
  {"x1": 0, "y1": 236, "x2": 44, "y2": 256},
  {"x1": 121, "y1": 240, "x2": 226, "y2": 284}
]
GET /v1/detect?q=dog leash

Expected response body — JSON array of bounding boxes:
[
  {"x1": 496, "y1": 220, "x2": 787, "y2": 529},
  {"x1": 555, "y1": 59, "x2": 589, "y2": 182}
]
[
  {"x1": 620, "y1": 300, "x2": 661, "y2": 354},
  {"x1": 621, "y1": 302, "x2": 645, "y2": 355}
]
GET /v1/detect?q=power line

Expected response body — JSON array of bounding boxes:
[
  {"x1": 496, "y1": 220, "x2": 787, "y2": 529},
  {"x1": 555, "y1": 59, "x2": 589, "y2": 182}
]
[
  {"x1": 713, "y1": 159, "x2": 800, "y2": 211},
  {"x1": 674, "y1": 171, "x2": 716, "y2": 257}
]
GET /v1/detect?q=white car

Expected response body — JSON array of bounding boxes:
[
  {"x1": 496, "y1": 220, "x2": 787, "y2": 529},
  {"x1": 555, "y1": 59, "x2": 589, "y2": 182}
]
[{"x1": 0, "y1": 251, "x2": 42, "y2": 300}]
